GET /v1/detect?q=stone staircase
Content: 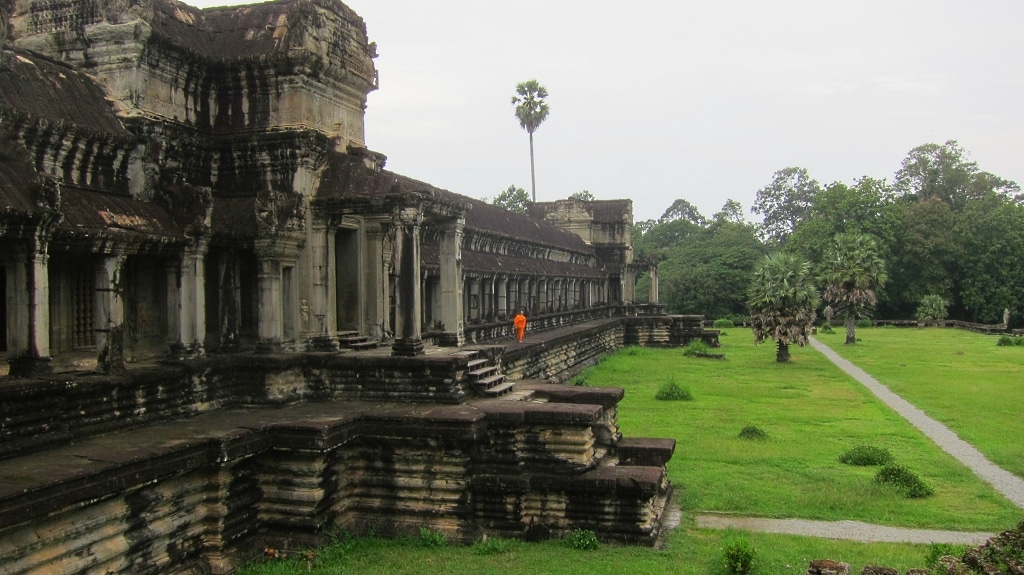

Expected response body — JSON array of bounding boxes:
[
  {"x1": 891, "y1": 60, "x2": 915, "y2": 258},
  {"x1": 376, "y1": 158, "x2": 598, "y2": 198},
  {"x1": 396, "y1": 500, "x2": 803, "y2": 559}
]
[
  {"x1": 338, "y1": 330, "x2": 379, "y2": 351},
  {"x1": 458, "y1": 350, "x2": 515, "y2": 397}
]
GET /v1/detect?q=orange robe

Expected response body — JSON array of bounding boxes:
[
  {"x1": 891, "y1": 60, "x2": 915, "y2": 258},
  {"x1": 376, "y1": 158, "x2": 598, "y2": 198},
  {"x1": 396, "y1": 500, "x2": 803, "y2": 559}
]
[{"x1": 513, "y1": 313, "x2": 527, "y2": 341}]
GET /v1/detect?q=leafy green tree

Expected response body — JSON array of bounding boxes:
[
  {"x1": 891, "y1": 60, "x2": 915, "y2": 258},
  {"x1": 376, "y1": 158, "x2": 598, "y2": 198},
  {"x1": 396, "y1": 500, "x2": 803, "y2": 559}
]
[
  {"x1": 819, "y1": 233, "x2": 888, "y2": 344},
  {"x1": 894, "y1": 140, "x2": 1022, "y2": 210},
  {"x1": 492, "y1": 185, "x2": 530, "y2": 214},
  {"x1": 511, "y1": 79, "x2": 550, "y2": 202},
  {"x1": 569, "y1": 190, "x2": 595, "y2": 202},
  {"x1": 885, "y1": 197, "x2": 957, "y2": 316},
  {"x1": 713, "y1": 199, "x2": 746, "y2": 224},
  {"x1": 748, "y1": 252, "x2": 819, "y2": 363},
  {"x1": 660, "y1": 198, "x2": 707, "y2": 227},
  {"x1": 953, "y1": 193, "x2": 1024, "y2": 322},
  {"x1": 751, "y1": 167, "x2": 820, "y2": 245}
]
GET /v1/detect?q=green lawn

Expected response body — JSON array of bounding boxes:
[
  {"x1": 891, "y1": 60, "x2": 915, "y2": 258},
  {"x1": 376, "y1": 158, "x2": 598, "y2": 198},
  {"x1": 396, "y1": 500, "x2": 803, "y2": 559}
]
[
  {"x1": 815, "y1": 326, "x2": 1024, "y2": 478},
  {"x1": 238, "y1": 331, "x2": 1024, "y2": 574},
  {"x1": 586, "y1": 341, "x2": 1020, "y2": 531}
]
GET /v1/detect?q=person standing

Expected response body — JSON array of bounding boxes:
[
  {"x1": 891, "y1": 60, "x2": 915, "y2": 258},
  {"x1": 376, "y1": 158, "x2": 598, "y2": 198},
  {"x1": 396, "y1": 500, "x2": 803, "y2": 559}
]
[{"x1": 513, "y1": 310, "x2": 527, "y2": 342}]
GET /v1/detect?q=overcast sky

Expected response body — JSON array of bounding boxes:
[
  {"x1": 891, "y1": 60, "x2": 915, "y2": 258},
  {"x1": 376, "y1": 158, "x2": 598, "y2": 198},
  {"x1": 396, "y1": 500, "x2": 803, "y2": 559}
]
[{"x1": 186, "y1": 0, "x2": 1024, "y2": 223}]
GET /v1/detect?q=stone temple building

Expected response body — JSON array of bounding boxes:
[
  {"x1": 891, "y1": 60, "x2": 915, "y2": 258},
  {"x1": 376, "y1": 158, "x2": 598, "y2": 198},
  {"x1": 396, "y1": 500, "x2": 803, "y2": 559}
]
[{"x1": 0, "y1": 0, "x2": 701, "y2": 572}]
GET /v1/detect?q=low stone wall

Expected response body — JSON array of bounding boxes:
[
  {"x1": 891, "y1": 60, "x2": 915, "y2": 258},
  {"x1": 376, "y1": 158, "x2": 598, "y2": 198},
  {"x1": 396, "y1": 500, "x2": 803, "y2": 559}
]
[
  {"x1": 498, "y1": 321, "x2": 625, "y2": 382},
  {"x1": 0, "y1": 389, "x2": 674, "y2": 574}
]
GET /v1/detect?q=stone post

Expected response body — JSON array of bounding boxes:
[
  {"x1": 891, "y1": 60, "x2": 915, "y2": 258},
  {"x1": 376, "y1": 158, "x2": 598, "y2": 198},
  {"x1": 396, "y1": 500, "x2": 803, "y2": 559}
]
[
  {"x1": 255, "y1": 256, "x2": 282, "y2": 353},
  {"x1": 623, "y1": 265, "x2": 636, "y2": 303},
  {"x1": 169, "y1": 239, "x2": 208, "y2": 357},
  {"x1": 538, "y1": 278, "x2": 548, "y2": 314},
  {"x1": 439, "y1": 216, "x2": 464, "y2": 346},
  {"x1": 496, "y1": 276, "x2": 508, "y2": 320},
  {"x1": 392, "y1": 208, "x2": 424, "y2": 356},
  {"x1": 648, "y1": 261, "x2": 659, "y2": 305},
  {"x1": 5, "y1": 242, "x2": 54, "y2": 377},
  {"x1": 95, "y1": 254, "x2": 127, "y2": 374},
  {"x1": 363, "y1": 218, "x2": 388, "y2": 341}
]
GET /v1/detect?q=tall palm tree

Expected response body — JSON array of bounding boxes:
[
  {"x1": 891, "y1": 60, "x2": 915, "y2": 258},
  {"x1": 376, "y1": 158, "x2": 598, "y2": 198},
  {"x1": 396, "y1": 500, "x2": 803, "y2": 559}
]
[
  {"x1": 820, "y1": 233, "x2": 888, "y2": 344},
  {"x1": 511, "y1": 80, "x2": 550, "y2": 203},
  {"x1": 748, "y1": 252, "x2": 820, "y2": 362}
]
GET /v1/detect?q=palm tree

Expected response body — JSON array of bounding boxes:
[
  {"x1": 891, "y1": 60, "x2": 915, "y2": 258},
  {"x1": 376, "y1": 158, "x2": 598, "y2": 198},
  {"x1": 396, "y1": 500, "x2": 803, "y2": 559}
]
[
  {"x1": 748, "y1": 252, "x2": 820, "y2": 362},
  {"x1": 820, "y1": 233, "x2": 888, "y2": 344},
  {"x1": 511, "y1": 80, "x2": 550, "y2": 203}
]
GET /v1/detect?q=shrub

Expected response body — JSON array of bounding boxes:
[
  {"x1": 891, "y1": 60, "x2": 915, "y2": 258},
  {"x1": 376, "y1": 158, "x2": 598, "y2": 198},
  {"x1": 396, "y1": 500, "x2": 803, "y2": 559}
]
[
  {"x1": 875, "y1": 464, "x2": 934, "y2": 498},
  {"x1": 819, "y1": 324, "x2": 835, "y2": 334},
  {"x1": 655, "y1": 379, "x2": 693, "y2": 401},
  {"x1": 564, "y1": 528, "x2": 600, "y2": 551},
  {"x1": 916, "y1": 294, "x2": 949, "y2": 322},
  {"x1": 472, "y1": 537, "x2": 518, "y2": 555},
  {"x1": 418, "y1": 527, "x2": 447, "y2": 548},
  {"x1": 838, "y1": 445, "x2": 894, "y2": 466},
  {"x1": 997, "y1": 335, "x2": 1015, "y2": 346},
  {"x1": 722, "y1": 535, "x2": 756, "y2": 575},
  {"x1": 925, "y1": 542, "x2": 967, "y2": 570},
  {"x1": 683, "y1": 340, "x2": 711, "y2": 357},
  {"x1": 738, "y1": 425, "x2": 768, "y2": 441},
  {"x1": 856, "y1": 318, "x2": 874, "y2": 329},
  {"x1": 713, "y1": 318, "x2": 735, "y2": 329},
  {"x1": 571, "y1": 376, "x2": 588, "y2": 386}
]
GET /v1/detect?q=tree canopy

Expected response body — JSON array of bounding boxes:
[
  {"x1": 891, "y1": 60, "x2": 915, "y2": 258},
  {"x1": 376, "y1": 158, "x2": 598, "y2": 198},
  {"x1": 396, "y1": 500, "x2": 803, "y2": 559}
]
[
  {"x1": 819, "y1": 233, "x2": 887, "y2": 344},
  {"x1": 492, "y1": 185, "x2": 530, "y2": 214},
  {"x1": 747, "y1": 252, "x2": 820, "y2": 363}
]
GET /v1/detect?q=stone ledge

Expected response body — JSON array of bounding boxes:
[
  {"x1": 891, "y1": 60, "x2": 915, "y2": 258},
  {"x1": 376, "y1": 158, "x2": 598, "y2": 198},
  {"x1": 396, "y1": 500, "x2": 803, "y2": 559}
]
[{"x1": 617, "y1": 437, "x2": 677, "y2": 467}]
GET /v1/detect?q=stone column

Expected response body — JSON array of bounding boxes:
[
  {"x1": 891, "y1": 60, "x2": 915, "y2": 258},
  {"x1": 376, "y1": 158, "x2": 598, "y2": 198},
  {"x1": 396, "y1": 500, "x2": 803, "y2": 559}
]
[
  {"x1": 496, "y1": 276, "x2": 508, "y2": 319},
  {"x1": 623, "y1": 265, "x2": 636, "y2": 303},
  {"x1": 95, "y1": 254, "x2": 127, "y2": 374},
  {"x1": 392, "y1": 209, "x2": 424, "y2": 356},
  {"x1": 648, "y1": 261, "x2": 659, "y2": 305},
  {"x1": 363, "y1": 219, "x2": 388, "y2": 341},
  {"x1": 538, "y1": 279, "x2": 548, "y2": 314},
  {"x1": 482, "y1": 277, "x2": 493, "y2": 321},
  {"x1": 5, "y1": 242, "x2": 53, "y2": 377},
  {"x1": 169, "y1": 239, "x2": 208, "y2": 357},
  {"x1": 306, "y1": 223, "x2": 337, "y2": 351},
  {"x1": 255, "y1": 256, "x2": 282, "y2": 353},
  {"x1": 439, "y1": 216, "x2": 465, "y2": 346}
]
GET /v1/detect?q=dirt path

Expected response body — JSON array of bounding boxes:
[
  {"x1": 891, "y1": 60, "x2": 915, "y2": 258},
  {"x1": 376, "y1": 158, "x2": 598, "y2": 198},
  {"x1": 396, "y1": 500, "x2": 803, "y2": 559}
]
[{"x1": 695, "y1": 514, "x2": 995, "y2": 544}]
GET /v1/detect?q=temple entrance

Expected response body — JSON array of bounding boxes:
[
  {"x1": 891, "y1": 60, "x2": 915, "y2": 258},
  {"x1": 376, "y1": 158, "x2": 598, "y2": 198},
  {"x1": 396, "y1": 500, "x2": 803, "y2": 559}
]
[
  {"x1": 335, "y1": 228, "x2": 360, "y2": 331},
  {"x1": 48, "y1": 255, "x2": 96, "y2": 355}
]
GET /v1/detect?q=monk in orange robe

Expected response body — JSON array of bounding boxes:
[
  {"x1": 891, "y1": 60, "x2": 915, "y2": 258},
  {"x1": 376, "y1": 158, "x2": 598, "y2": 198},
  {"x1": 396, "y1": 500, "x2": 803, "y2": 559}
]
[{"x1": 513, "y1": 310, "x2": 527, "y2": 342}]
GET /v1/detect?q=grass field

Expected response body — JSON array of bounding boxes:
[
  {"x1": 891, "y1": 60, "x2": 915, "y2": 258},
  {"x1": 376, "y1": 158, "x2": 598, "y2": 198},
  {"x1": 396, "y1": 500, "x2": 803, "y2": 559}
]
[
  {"x1": 237, "y1": 330, "x2": 1024, "y2": 574},
  {"x1": 815, "y1": 326, "x2": 1024, "y2": 478}
]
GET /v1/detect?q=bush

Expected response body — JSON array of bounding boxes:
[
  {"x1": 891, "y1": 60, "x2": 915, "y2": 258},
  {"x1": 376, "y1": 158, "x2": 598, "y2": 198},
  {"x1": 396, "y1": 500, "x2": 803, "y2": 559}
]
[
  {"x1": 713, "y1": 318, "x2": 735, "y2": 329},
  {"x1": 571, "y1": 376, "x2": 588, "y2": 386},
  {"x1": 997, "y1": 335, "x2": 1015, "y2": 346},
  {"x1": 683, "y1": 340, "x2": 711, "y2": 357},
  {"x1": 916, "y1": 294, "x2": 949, "y2": 322},
  {"x1": 819, "y1": 324, "x2": 835, "y2": 334},
  {"x1": 655, "y1": 379, "x2": 693, "y2": 401},
  {"x1": 418, "y1": 527, "x2": 447, "y2": 548},
  {"x1": 925, "y1": 542, "x2": 967, "y2": 570},
  {"x1": 738, "y1": 425, "x2": 768, "y2": 441},
  {"x1": 856, "y1": 318, "x2": 874, "y2": 329},
  {"x1": 472, "y1": 537, "x2": 518, "y2": 555},
  {"x1": 564, "y1": 528, "x2": 600, "y2": 551},
  {"x1": 722, "y1": 535, "x2": 756, "y2": 575},
  {"x1": 875, "y1": 464, "x2": 934, "y2": 498},
  {"x1": 838, "y1": 445, "x2": 894, "y2": 466}
]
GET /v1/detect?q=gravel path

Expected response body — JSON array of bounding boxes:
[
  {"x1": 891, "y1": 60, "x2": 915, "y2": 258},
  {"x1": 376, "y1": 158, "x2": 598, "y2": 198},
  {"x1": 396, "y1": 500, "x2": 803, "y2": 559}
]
[
  {"x1": 693, "y1": 337, "x2": 1024, "y2": 544},
  {"x1": 695, "y1": 514, "x2": 995, "y2": 544},
  {"x1": 810, "y1": 337, "x2": 1024, "y2": 510}
]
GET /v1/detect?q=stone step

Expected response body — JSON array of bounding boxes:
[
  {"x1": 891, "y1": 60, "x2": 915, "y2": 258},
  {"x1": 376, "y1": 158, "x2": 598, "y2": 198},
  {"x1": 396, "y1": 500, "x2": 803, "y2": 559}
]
[
  {"x1": 466, "y1": 358, "x2": 488, "y2": 370},
  {"x1": 468, "y1": 366, "x2": 497, "y2": 380},
  {"x1": 475, "y1": 374, "x2": 505, "y2": 389},
  {"x1": 479, "y1": 381, "x2": 516, "y2": 397},
  {"x1": 348, "y1": 341, "x2": 378, "y2": 351}
]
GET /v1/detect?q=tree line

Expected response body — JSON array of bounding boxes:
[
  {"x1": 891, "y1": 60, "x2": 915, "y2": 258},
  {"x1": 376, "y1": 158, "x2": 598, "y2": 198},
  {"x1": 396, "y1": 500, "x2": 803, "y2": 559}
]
[{"x1": 634, "y1": 140, "x2": 1024, "y2": 329}]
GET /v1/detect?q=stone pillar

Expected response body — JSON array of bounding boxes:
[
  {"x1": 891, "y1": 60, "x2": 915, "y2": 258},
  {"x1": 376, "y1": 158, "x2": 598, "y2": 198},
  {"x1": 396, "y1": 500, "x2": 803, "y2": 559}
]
[
  {"x1": 306, "y1": 223, "x2": 337, "y2": 351},
  {"x1": 392, "y1": 209, "x2": 424, "y2": 356},
  {"x1": 5, "y1": 242, "x2": 53, "y2": 376},
  {"x1": 538, "y1": 279, "x2": 548, "y2": 314},
  {"x1": 623, "y1": 266, "x2": 636, "y2": 303},
  {"x1": 496, "y1": 276, "x2": 508, "y2": 319},
  {"x1": 648, "y1": 262, "x2": 659, "y2": 305},
  {"x1": 255, "y1": 255, "x2": 282, "y2": 353},
  {"x1": 95, "y1": 254, "x2": 127, "y2": 374},
  {"x1": 482, "y1": 277, "x2": 493, "y2": 321},
  {"x1": 364, "y1": 219, "x2": 388, "y2": 341},
  {"x1": 169, "y1": 240, "x2": 208, "y2": 357},
  {"x1": 439, "y1": 216, "x2": 465, "y2": 346}
]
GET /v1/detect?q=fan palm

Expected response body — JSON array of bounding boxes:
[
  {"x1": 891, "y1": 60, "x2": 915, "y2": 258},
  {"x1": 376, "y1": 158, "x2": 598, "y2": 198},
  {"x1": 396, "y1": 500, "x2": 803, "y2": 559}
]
[
  {"x1": 748, "y1": 252, "x2": 820, "y2": 362},
  {"x1": 511, "y1": 80, "x2": 550, "y2": 203},
  {"x1": 820, "y1": 233, "x2": 887, "y2": 344}
]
